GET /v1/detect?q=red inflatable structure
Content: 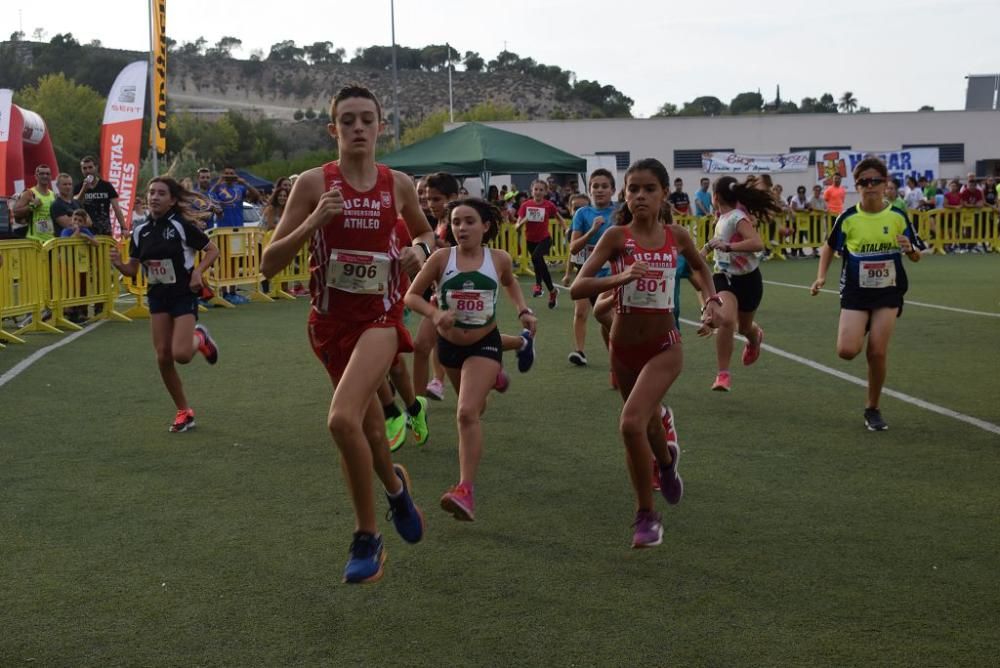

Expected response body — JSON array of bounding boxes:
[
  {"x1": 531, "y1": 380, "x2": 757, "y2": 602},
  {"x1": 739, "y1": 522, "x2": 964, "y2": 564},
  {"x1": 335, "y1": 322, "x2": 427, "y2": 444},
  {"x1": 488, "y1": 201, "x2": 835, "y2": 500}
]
[{"x1": 0, "y1": 88, "x2": 60, "y2": 197}]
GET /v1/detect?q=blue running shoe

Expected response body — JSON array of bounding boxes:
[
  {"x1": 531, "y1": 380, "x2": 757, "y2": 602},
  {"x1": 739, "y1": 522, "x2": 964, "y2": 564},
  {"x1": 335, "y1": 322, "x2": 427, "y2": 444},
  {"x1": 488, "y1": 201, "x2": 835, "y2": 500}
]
[
  {"x1": 385, "y1": 464, "x2": 424, "y2": 544},
  {"x1": 342, "y1": 531, "x2": 386, "y2": 584},
  {"x1": 516, "y1": 328, "x2": 535, "y2": 373}
]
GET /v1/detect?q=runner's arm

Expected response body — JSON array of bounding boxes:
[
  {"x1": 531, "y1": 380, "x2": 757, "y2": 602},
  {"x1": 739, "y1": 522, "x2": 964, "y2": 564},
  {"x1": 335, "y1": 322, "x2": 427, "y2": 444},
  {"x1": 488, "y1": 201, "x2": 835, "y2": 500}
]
[
  {"x1": 404, "y1": 248, "x2": 447, "y2": 319},
  {"x1": 496, "y1": 250, "x2": 537, "y2": 336},
  {"x1": 570, "y1": 227, "x2": 634, "y2": 300}
]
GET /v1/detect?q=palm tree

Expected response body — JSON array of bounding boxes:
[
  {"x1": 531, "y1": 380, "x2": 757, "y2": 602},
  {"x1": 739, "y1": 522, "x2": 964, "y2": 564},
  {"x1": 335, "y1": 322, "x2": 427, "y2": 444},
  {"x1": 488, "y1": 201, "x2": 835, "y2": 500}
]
[{"x1": 838, "y1": 91, "x2": 858, "y2": 113}]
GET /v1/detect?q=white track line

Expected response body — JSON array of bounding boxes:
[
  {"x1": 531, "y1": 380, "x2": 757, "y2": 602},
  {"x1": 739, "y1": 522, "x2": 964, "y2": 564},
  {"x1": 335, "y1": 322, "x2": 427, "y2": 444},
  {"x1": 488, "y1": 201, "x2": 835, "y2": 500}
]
[
  {"x1": 0, "y1": 321, "x2": 105, "y2": 390},
  {"x1": 763, "y1": 279, "x2": 1000, "y2": 318},
  {"x1": 677, "y1": 317, "x2": 1000, "y2": 436}
]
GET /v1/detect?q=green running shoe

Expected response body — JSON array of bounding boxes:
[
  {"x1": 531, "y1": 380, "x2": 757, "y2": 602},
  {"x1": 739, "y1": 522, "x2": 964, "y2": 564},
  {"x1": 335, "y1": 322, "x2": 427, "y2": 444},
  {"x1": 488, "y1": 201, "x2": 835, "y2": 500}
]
[
  {"x1": 386, "y1": 412, "x2": 407, "y2": 452},
  {"x1": 409, "y1": 396, "x2": 429, "y2": 446}
]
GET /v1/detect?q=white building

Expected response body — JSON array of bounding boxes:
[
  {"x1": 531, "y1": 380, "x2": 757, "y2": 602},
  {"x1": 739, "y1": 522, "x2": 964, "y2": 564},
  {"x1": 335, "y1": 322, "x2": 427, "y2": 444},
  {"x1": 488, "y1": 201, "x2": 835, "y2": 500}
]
[{"x1": 459, "y1": 110, "x2": 999, "y2": 205}]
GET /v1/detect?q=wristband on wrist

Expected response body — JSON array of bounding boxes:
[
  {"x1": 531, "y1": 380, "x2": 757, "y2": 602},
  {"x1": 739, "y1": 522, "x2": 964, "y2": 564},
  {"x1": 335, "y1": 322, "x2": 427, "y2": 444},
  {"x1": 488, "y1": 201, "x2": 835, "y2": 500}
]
[
  {"x1": 701, "y1": 295, "x2": 723, "y2": 312},
  {"x1": 518, "y1": 308, "x2": 534, "y2": 318},
  {"x1": 415, "y1": 241, "x2": 431, "y2": 260}
]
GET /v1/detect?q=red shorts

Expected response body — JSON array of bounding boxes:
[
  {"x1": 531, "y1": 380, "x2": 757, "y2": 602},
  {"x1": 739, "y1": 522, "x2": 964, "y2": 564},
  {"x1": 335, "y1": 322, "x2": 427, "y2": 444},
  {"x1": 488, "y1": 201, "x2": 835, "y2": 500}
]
[
  {"x1": 610, "y1": 329, "x2": 681, "y2": 375},
  {"x1": 307, "y1": 305, "x2": 414, "y2": 383}
]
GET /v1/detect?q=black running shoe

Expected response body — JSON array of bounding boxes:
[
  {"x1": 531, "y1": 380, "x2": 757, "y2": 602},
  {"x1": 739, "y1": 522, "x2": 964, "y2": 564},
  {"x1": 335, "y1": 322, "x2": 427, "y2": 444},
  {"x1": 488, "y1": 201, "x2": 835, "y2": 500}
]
[{"x1": 864, "y1": 408, "x2": 888, "y2": 431}]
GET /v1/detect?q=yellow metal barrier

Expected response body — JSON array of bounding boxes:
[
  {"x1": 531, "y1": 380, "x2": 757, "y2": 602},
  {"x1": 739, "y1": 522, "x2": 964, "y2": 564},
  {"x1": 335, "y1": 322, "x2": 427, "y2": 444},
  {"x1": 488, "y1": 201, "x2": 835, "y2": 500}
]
[
  {"x1": 204, "y1": 227, "x2": 272, "y2": 308},
  {"x1": 0, "y1": 239, "x2": 59, "y2": 342},
  {"x1": 44, "y1": 237, "x2": 130, "y2": 330},
  {"x1": 120, "y1": 240, "x2": 151, "y2": 319},
  {"x1": 264, "y1": 229, "x2": 310, "y2": 300}
]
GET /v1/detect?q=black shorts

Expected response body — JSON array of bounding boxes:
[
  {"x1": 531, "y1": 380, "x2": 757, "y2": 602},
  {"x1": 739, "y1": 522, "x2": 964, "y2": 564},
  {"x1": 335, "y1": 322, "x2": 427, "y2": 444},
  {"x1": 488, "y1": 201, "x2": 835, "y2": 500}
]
[
  {"x1": 437, "y1": 328, "x2": 503, "y2": 369},
  {"x1": 841, "y1": 288, "x2": 904, "y2": 317},
  {"x1": 148, "y1": 292, "x2": 199, "y2": 319},
  {"x1": 713, "y1": 268, "x2": 763, "y2": 313}
]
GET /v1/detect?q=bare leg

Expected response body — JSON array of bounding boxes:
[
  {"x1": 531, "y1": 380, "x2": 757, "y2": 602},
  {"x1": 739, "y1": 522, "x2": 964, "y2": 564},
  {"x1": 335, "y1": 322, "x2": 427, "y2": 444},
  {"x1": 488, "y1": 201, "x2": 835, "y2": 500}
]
[
  {"x1": 327, "y1": 327, "x2": 400, "y2": 534},
  {"x1": 151, "y1": 314, "x2": 188, "y2": 410},
  {"x1": 864, "y1": 308, "x2": 898, "y2": 409}
]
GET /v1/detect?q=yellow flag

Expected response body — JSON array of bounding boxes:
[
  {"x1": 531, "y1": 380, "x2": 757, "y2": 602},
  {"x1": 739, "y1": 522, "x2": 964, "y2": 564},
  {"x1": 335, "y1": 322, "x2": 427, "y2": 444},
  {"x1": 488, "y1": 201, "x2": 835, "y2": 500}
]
[{"x1": 150, "y1": 0, "x2": 167, "y2": 154}]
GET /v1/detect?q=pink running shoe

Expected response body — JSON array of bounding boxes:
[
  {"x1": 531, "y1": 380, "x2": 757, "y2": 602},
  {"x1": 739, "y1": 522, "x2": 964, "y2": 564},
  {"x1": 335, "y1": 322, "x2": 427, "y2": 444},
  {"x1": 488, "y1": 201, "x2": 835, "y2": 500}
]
[
  {"x1": 440, "y1": 483, "x2": 475, "y2": 521},
  {"x1": 712, "y1": 371, "x2": 731, "y2": 392},
  {"x1": 742, "y1": 326, "x2": 764, "y2": 366},
  {"x1": 425, "y1": 378, "x2": 445, "y2": 401},
  {"x1": 662, "y1": 405, "x2": 678, "y2": 447},
  {"x1": 631, "y1": 510, "x2": 663, "y2": 548},
  {"x1": 494, "y1": 369, "x2": 510, "y2": 393}
]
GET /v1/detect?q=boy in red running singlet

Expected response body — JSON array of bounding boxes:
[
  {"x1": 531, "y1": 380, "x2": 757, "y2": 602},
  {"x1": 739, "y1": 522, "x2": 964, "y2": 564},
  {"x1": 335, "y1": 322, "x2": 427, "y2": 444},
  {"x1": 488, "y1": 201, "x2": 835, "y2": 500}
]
[{"x1": 261, "y1": 85, "x2": 435, "y2": 584}]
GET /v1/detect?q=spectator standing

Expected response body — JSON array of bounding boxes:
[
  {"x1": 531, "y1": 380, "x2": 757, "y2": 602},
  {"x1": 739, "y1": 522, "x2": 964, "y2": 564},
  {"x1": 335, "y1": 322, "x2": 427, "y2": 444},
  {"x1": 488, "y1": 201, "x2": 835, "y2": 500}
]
[
  {"x1": 903, "y1": 177, "x2": 925, "y2": 210},
  {"x1": 50, "y1": 173, "x2": 82, "y2": 233},
  {"x1": 693, "y1": 177, "x2": 713, "y2": 217},
  {"x1": 668, "y1": 177, "x2": 690, "y2": 216},
  {"x1": 823, "y1": 174, "x2": 847, "y2": 216},
  {"x1": 77, "y1": 156, "x2": 125, "y2": 236},
  {"x1": 790, "y1": 186, "x2": 811, "y2": 212},
  {"x1": 13, "y1": 164, "x2": 57, "y2": 242},
  {"x1": 808, "y1": 184, "x2": 827, "y2": 212},
  {"x1": 209, "y1": 166, "x2": 262, "y2": 303},
  {"x1": 886, "y1": 179, "x2": 906, "y2": 210}
]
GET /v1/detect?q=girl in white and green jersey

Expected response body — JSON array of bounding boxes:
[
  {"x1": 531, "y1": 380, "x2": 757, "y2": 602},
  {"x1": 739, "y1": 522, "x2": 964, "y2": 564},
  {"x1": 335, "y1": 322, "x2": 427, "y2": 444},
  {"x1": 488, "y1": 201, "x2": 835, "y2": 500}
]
[{"x1": 405, "y1": 198, "x2": 538, "y2": 522}]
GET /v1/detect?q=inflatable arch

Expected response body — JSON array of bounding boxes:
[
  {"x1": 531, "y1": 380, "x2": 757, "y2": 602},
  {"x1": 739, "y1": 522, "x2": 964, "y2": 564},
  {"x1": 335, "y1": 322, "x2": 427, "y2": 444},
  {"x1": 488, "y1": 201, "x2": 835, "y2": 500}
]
[{"x1": 0, "y1": 89, "x2": 60, "y2": 197}]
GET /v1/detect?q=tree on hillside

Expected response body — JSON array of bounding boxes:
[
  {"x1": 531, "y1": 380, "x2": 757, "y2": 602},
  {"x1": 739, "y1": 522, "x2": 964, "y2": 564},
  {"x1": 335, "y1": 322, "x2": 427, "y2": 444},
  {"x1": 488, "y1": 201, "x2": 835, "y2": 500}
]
[
  {"x1": 305, "y1": 41, "x2": 346, "y2": 64},
  {"x1": 49, "y1": 33, "x2": 80, "y2": 48},
  {"x1": 730, "y1": 91, "x2": 764, "y2": 115},
  {"x1": 10, "y1": 31, "x2": 25, "y2": 41},
  {"x1": 679, "y1": 96, "x2": 727, "y2": 116},
  {"x1": 166, "y1": 113, "x2": 240, "y2": 164},
  {"x1": 32, "y1": 28, "x2": 47, "y2": 42},
  {"x1": 177, "y1": 37, "x2": 207, "y2": 56},
  {"x1": 268, "y1": 40, "x2": 305, "y2": 63},
  {"x1": 652, "y1": 102, "x2": 678, "y2": 117},
  {"x1": 486, "y1": 50, "x2": 523, "y2": 72},
  {"x1": 463, "y1": 51, "x2": 484, "y2": 72},
  {"x1": 419, "y1": 44, "x2": 460, "y2": 71},
  {"x1": 838, "y1": 91, "x2": 858, "y2": 113},
  {"x1": 206, "y1": 36, "x2": 242, "y2": 59},
  {"x1": 573, "y1": 80, "x2": 633, "y2": 117},
  {"x1": 402, "y1": 102, "x2": 522, "y2": 146},
  {"x1": 15, "y1": 74, "x2": 103, "y2": 170}
]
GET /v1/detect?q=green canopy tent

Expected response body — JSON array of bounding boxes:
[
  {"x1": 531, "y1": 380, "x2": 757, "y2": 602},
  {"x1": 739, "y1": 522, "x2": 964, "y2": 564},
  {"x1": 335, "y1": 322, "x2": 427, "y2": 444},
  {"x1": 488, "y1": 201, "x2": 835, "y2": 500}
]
[{"x1": 380, "y1": 122, "x2": 586, "y2": 191}]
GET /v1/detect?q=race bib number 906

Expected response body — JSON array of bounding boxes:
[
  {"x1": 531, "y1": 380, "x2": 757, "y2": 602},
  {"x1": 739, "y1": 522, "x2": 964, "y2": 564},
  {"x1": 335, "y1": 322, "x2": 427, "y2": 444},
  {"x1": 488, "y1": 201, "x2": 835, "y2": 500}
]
[
  {"x1": 145, "y1": 258, "x2": 177, "y2": 285},
  {"x1": 623, "y1": 267, "x2": 675, "y2": 311},
  {"x1": 327, "y1": 249, "x2": 390, "y2": 295},
  {"x1": 446, "y1": 289, "x2": 495, "y2": 326},
  {"x1": 859, "y1": 260, "x2": 896, "y2": 289}
]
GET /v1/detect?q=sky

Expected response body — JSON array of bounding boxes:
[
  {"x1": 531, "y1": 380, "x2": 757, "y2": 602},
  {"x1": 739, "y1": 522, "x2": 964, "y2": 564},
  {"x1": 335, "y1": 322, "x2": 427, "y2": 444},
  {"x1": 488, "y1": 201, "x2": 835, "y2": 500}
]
[{"x1": 7, "y1": 0, "x2": 997, "y2": 117}]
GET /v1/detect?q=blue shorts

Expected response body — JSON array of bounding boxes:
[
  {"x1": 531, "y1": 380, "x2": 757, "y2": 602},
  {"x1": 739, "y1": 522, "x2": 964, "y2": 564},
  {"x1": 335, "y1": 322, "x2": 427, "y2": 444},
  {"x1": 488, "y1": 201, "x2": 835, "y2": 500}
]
[{"x1": 148, "y1": 292, "x2": 199, "y2": 319}]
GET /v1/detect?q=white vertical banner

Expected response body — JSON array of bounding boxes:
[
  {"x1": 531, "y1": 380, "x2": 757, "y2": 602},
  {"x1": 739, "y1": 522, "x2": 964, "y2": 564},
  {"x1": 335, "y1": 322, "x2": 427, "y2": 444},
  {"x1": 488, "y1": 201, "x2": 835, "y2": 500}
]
[{"x1": 101, "y1": 61, "x2": 148, "y2": 237}]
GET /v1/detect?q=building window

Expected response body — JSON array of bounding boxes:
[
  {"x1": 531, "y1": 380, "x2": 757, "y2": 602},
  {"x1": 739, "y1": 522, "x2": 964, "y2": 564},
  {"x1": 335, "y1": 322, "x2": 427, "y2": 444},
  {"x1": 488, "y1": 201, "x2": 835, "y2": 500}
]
[
  {"x1": 674, "y1": 149, "x2": 733, "y2": 169},
  {"x1": 596, "y1": 151, "x2": 631, "y2": 171},
  {"x1": 902, "y1": 143, "x2": 965, "y2": 163},
  {"x1": 790, "y1": 146, "x2": 851, "y2": 166}
]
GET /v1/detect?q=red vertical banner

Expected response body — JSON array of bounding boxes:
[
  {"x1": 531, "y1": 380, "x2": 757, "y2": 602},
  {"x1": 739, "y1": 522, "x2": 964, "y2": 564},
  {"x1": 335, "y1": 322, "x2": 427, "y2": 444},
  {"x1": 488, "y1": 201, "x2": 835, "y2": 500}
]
[{"x1": 101, "y1": 61, "x2": 148, "y2": 238}]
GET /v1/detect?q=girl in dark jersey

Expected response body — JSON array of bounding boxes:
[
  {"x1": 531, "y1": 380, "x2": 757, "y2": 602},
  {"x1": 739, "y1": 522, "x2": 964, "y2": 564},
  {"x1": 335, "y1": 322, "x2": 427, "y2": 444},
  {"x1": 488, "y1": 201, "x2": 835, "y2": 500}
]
[
  {"x1": 110, "y1": 177, "x2": 221, "y2": 433},
  {"x1": 571, "y1": 159, "x2": 722, "y2": 549},
  {"x1": 405, "y1": 199, "x2": 537, "y2": 522},
  {"x1": 261, "y1": 86, "x2": 434, "y2": 585}
]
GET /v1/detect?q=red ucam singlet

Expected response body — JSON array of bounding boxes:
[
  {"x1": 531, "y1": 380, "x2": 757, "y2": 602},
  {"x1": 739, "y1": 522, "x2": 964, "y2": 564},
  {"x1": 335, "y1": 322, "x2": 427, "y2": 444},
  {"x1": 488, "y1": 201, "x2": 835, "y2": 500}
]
[
  {"x1": 310, "y1": 162, "x2": 405, "y2": 320},
  {"x1": 611, "y1": 225, "x2": 679, "y2": 315}
]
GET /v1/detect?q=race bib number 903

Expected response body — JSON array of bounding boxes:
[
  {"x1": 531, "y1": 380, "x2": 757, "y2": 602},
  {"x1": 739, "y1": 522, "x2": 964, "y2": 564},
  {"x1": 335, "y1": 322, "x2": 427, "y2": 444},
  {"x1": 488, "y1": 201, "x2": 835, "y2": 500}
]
[
  {"x1": 327, "y1": 249, "x2": 390, "y2": 295},
  {"x1": 859, "y1": 260, "x2": 896, "y2": 289}
]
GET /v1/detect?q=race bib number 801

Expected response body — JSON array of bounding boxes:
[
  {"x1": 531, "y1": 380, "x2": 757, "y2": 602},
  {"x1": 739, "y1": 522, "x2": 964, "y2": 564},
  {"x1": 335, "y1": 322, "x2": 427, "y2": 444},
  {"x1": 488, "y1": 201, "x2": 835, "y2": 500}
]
[
  {"x1": 623, "y1": 267, "x2": 675, "y2": 311},
  {"x1": 327, "y1": 249, "x2": 390, "y2": 295}
]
